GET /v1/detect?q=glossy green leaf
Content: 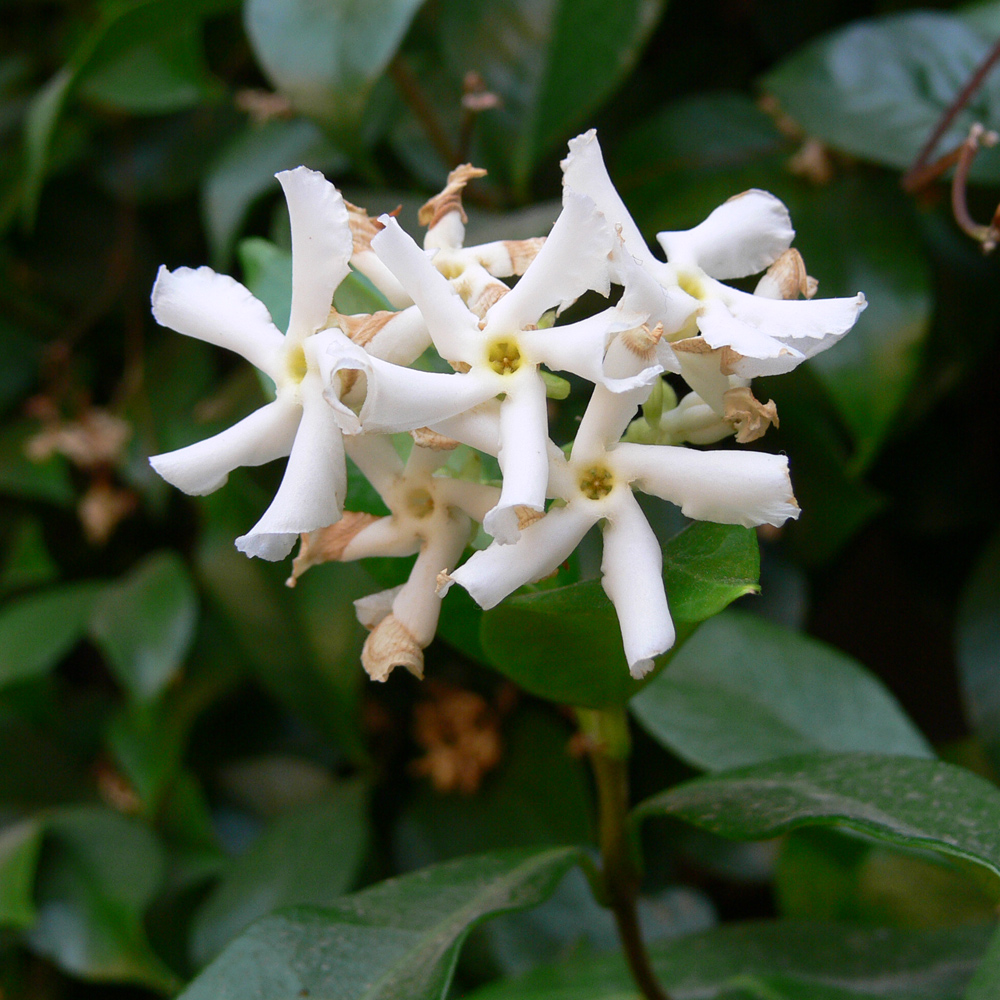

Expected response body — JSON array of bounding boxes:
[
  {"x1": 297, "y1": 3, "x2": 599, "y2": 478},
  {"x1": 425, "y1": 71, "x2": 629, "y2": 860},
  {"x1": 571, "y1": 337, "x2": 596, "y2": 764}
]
[
  {"x1": 0, "y1": 819, "x2": 43, "y2": 929},
  {"x1": 88, "y1": 551, "x2": 198, "y2": 702},
  {"x1": 22, "y1": 0, "x2": 234, "y2": 222},
  {"x1": 778, "y1": 174, "x2": 931, "y2": 472},
  {"x1": 179, "y1": 847, "x2": 583, "y2": 1000},
  {"x1": 639, "y1": 753, "x2": 1000, "y2": 881},
  {"x1": 964, "y1": 923, "x2": 1000, "y2": 1000},
  {"x1": 238, "y1": 237, "x2": 292, "y2": 334},
  {"x1": 243, "y1": 0, "x2": 426, "y2": 134},
  {"x1": 440, "y1": 0, "x2": 666, "y2": 188},
  {"x1": 958, "y1": 527, "x2": 1000, "y2": 769},
  {"x1": 26, "y1": 807, "x2": 179, "y2": 992},
  {"x1": 467, "y1": 920, "x2": 994, "y2": 1000},
  {"x1": 0, "y1": 581, "x2": 104, "y2": 690},
  {"x1": 631, "y1": 610, "x2": 932, "y2": 771},
  {"x1": 77, "y1": 20, "x2": 219, "y2": 114},
  {"x1": 480, "y1": 522, "x2": 759, "y2": 708},
  {"x1": 776, "y1": 828, "x2": 998, "y2": 929},
  {"x1": 763, "y1": 12, "x2": 1000, "y2": 180},
  {"x1": 191, "y1": 780, "x2": 369, "y2": 965},
  {"x1": 203, "y1": 119, "x2": 346, "y2": 267}
]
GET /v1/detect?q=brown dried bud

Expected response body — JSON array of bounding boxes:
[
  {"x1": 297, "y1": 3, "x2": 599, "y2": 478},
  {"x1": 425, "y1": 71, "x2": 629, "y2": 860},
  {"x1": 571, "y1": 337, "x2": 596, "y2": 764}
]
[
  {"x1": 328, "y1": 308, "x2": 400, "y2": 348},
  {"x1": 418, "y1": 164, "x2": 488, "y2": 230},
  {"x1": 502, "y1": 237, "x2": 546, "y2": 275},
  {"x1": 410, "y1": 427, "x2": 460, "y2": 450},
  {"x1": 755, "y1": 249, "x2": 817, "y2": 301},
  {"x1": 286, "y1": 512, "x2": 381, "y2": 586},
  {"x1": 620, "y1": 322, "x2": 664, "y2": 359},
  {"x1": 723, "y1": 386, "x2": 780, "y2": 443},
  {"x1": 514, "y1": 505, "x2": 545, "y2": 530},
  {"x1": 672, "y1": 337, "x2": 746, "y2": 378},
  {"x1": 361, "y1": 614, "x2": 425, "y2": 682}
]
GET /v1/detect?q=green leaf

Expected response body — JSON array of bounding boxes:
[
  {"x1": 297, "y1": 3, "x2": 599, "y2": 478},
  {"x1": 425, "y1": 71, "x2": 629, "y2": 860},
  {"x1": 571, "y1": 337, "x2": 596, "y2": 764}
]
[
  {"x1": 763, "y1": 12, "x2": 1000, "y2": 181},
  {"x1": 466, "y1": 920, "x2": 994, "y2": 1000},
  {"x1": 0, "y1": 421, "x2": 74, "y2": 506},
  {"x1": 638, "y1": 753, "x2": 1000, "y2": 882},
  {"x1": 0, "y1": 517, "x2": 58, "y2": 595},
  {"x1": 77, "y1": 19, "x2": 219, "y2": 114},
  {"x1": 89, "y1": 551, "x2": 199, "y2": 702},
  {"x1": 178, "y1": 847, "x2": 583, "y2": 1000},
  {"x1": 243, "y1": 0, "x2": 427, "y2": 135},
  {"x1": 778, "y1": 174, "x2": 931, "y2": 472},
  {"x1": 238, "y1": 237, "x2": 292, "y2": 333},
  {"x1": 958, "y1": 527, "x2": 1000, "y2": 769},
  {"x1": 441, "y1": 0, "x2": 667, "y2": 189},
  {"x1": 964, "y1": 923, "x2": 1000, "y2": 1000},
  {"x1": 480, "y1": 522, "x2": 759, "y2": 709},
  {"x1": 22, "y1": 0, "x2": 234, "y2": 223},
  {"x1": 26, "y1": 807, "x2": 179, "y2": 992},
  {"x1": 0, "y1": 819, "x2": 43, "y2": 929},
  {"x1": 631, "y1": 610, "x2": 932, "y2": 771},
  {"x1": 191, "y1": 780, "x2": 369, "y2": 966},
  {"x1": 0, "y1": 581, "x2": 105, "y2": 690},
  {"x1": 203, "y1": 119, "x2": 346, "y2": 267}
]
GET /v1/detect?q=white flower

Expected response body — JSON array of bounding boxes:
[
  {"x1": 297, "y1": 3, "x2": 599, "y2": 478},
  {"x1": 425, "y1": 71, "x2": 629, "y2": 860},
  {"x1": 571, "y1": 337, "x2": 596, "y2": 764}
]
[
  {"x1": 561, "y1": 130, "x2": 866, "y2": 413},
  {"x1": 288, "y1": 435, "x2": 500, "y2": 681},
  {"x1": 148, "y1": 167, "x2": 353, "y2": 560},
  {"x1": 324, "y1": 194, "x2": 670, "y2": 545},
  {"x1": 440, "y1": 334, "x2": 800, "y2": 678}
]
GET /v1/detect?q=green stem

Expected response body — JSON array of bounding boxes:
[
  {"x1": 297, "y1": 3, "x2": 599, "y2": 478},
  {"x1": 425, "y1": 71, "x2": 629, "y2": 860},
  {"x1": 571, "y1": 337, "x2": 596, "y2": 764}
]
[{"x1": 578, "y1": 708, "x2": 672, "y2": 1000}]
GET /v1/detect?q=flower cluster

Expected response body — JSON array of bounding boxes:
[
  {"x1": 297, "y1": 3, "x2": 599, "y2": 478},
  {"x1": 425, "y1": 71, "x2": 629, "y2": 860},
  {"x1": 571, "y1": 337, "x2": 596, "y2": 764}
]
[{"x1": 149, "y1": 132, "x2": 866, "y2": 682}]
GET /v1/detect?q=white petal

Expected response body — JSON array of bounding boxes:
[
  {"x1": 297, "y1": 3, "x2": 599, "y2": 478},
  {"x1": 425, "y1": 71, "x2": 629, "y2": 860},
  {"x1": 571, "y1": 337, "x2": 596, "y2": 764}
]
[
  {"x1": 355, "y1": 586, "x2": 403, "y2": 629},
  {"x1": 350, "y1": 250, "x2": 413, "y2": 310},
  {"x1": 343, "y1": 434, "x2": 404, "y2": 500},
  {"x1": 656, "y1": 190, "x2": 794, "y2": 279},
  {"x1": 573, "y1": 382, "x2": 652, "y2": 464},
  {"x1": 277, "y1": 167, "x2": 352, "y2": 343},
  {"x1": 674, "y1": 348, "x2": 742, "y2": 415},
  {"x1": 151, "y1": 266, "x2": 284, "y2": 382},
  {"x1": 484, "y1": 375, "x2": 550, "y2": 544},
  {"x1": 342, "y1": 517, "x2": 420, "y2": 560},
  {"x1": 371, "y1": 216, "x2": 481, "y2": 363},
  {"x1": 520, "y1": 308, "x2": 660, "y2": 393},
  {"x1": 149, "y1": 397, "x2": 299, "y2": 495},
  {"x1": 236, "y1": 379, "x2": 347, "y2": 560},
  {"x1": 484, "y1": 192, "x2": 614, "y2": 334},
  {"x1": 696, "y1": 299, "x2": 805, "y2": 377},
  {"x1": 600, "y1": 490, "x2": 675, "y2": 677},
  {"x1": 560, "y1": 130, "x2": 657, "y2": 271},
  {"x1": 434, "y1": 477, "x2": 502, "y2": 524},
  {"x1": 447, "y1": 503, "x2": 596, "y2": 609},
  {"x1": 719, "y1": 284, "x2": 867, "y2": 356},
  {"x1": 616, "y1": 443, "x2": 800, "y2": 528},
  {"x1": 323, "y1": 336, "x2": 498, "y2": 435},
  {"x1": 429, "y1": 401, "x2": 503, "y2": 457},
  {"x1": 392, "y1": 514, "x2": 472, "y2": 646},
  {"x1": 361, "y1": 306, "x2": 432, "y2": 366}
]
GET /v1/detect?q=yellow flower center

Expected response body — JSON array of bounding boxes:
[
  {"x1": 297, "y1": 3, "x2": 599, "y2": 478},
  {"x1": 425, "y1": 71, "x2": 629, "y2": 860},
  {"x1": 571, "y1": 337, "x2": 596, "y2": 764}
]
[
  {"x1": 677, "y1": 271, "x2": 707, "y2": 301},
  {"x1": 286, "y1": 344, "x2": 308, "y2": 383},
  {"x1": 578, "y1": 466, "x2": 614, "y2": 500},
  {"x1": 487, "y1": 339, "x2": 522, "y2": 375},
  {"x1": 405, "y1": 488, "x2": 435, "y2": 518}
]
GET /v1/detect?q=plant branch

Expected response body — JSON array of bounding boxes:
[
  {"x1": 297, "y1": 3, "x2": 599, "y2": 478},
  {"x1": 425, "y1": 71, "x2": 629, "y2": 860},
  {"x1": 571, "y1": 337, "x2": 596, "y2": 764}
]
[
  {"x1": 578, "y1": 707, "x2": 672, "y2": 1000},
  {"x1": 902, "y1": 35, "x2": 1000, "y2": 193}
]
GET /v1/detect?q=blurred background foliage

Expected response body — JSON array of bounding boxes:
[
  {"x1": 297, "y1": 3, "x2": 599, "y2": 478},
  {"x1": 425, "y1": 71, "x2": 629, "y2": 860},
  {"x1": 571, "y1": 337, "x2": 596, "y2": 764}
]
[{"x1": 2, "y1": 0, "x2": 1000, "y2": 996}]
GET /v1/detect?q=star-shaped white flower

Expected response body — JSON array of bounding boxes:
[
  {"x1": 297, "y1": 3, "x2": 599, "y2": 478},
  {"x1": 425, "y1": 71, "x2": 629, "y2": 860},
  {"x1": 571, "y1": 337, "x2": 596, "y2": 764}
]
[
  {"x1": 561, "y1": 130, "x2": 866, "y2": 414},
  {"x1": 440, "y1": 333, "x2": 800, "y2": 678},
  {"x1": 288, "y1": 435, "x2": 500, "y2": 681},
  {"x1": 149, "y1": 167, "x2": 354, "y2": 560},
  {"x1": 323, "y1": 194, "x2": 672, "y2": 545}
]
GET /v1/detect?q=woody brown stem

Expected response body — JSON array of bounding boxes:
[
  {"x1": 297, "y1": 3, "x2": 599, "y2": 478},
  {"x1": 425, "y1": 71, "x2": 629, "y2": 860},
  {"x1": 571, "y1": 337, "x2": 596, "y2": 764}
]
[{"x1": 578, "y1": 708, "x2": 672, "y2": 1000}]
